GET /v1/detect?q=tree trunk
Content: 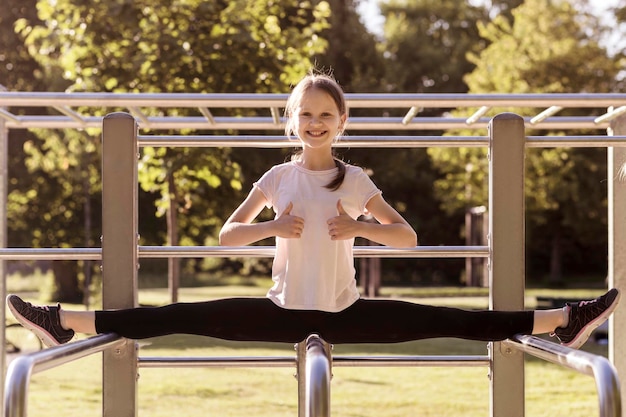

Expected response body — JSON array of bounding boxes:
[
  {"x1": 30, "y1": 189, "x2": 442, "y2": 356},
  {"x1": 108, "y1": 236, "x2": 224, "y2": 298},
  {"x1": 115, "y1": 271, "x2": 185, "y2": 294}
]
[
  {"x1": 548, "y1": 231, "x2": 564, "y2": 286},
  {"x1": 52, "y1": 260, "x2": 82, "y2": 302},
  {"x1": 167, "y1": 172, "x2": 180, "y2": 303}
]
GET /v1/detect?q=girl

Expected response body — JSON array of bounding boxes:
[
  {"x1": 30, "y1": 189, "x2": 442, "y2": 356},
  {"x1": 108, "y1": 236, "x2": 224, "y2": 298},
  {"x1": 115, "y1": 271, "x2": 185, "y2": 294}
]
[{"x1": 7, "y1": 73, "x2": 620, "y2": 350}]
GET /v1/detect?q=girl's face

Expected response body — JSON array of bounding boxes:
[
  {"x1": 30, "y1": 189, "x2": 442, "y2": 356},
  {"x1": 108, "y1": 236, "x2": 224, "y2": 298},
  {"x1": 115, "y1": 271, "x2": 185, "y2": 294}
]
[{"x1": 293, "y1": 88, "x2": 346, "y2": 151}]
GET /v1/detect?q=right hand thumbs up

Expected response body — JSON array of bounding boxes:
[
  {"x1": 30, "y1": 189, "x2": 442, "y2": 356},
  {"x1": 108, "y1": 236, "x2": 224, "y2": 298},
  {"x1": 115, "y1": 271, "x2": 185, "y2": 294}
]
[
  {"x1": 281, "y1": 201, "x2": 293, "y2": 216},
  {"x1": 276, "y1": 201, "x2": 304, "y2": 238}
]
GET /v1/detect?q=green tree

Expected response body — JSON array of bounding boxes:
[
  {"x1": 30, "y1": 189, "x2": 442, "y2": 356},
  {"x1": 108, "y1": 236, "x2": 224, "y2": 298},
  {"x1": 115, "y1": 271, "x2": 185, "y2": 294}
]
[
  {"x1": 11, "y1": 0, "x2": 331, "y2": 300},
  {"x1": 313, "y1": 0, "x2": 386, "y2": 92},
  {"x1": 429, "y1": 0, "x2": 622, "y2": 284},
  {"x1": 379, "y1": 0, "x2": 489, "y2": 95}
]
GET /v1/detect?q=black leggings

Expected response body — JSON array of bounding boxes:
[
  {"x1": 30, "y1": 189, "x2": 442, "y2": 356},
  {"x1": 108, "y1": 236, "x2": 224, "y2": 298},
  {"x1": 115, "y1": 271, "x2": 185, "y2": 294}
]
[{"x1": 95, "y1": 298, "x2": 534, "y2": 344}]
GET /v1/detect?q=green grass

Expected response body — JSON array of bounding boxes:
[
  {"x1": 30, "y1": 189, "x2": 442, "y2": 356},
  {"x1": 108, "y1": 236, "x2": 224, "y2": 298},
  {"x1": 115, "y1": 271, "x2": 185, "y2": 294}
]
[
  {"x1": 6, "y1": 279, "x2": 611, "y2": 417},
  {"x1": 22, "y1": 337, "x2": 604, "y2": 417}
]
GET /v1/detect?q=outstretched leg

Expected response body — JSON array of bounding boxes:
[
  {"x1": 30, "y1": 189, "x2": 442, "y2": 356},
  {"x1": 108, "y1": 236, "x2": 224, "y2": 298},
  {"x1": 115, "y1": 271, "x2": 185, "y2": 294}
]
[{"x1": 6, "y1": 289, "x2": 620, "y2": 349}]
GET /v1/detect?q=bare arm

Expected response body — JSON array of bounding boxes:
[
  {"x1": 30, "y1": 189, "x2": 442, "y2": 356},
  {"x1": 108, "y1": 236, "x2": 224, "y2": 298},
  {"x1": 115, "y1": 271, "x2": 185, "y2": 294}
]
[
  {"x1": 326, "y1": 194, "x2": 417, "y2": 248},
  {"x1": 219, "y1": 187, "x2": 305, "y2": 246}
]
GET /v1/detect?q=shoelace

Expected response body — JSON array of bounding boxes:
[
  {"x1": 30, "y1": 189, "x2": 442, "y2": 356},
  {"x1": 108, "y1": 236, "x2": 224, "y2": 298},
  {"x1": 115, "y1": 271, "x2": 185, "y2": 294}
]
[{"x1": 21, "y1": 301, "x2": 52, "y2": 322}]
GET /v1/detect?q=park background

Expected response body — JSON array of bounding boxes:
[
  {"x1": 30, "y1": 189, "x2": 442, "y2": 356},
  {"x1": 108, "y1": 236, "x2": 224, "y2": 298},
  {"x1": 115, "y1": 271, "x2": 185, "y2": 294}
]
[
  {"x1": 2, "y1": 0, "x2": 626, "y2": 303},
  {"x1": 2, "y1": 0, "x2": 626, "y2": 416}
]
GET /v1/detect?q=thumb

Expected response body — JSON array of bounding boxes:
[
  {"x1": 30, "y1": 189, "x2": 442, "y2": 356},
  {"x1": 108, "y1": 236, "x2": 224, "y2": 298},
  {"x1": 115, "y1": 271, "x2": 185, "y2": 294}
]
[
  {"x1": 281, "y1": 201, "x2": 293, "y2": 216},
  {"x1": 337, "y1": 199, "x2": 347, "y2": 215}
]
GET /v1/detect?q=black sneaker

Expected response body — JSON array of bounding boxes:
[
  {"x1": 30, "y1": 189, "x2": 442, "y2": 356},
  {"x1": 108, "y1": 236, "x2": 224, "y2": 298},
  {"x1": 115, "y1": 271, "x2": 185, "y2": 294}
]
[
  {"x1": 551, "y1": 288, "x2": 621, "y2": 349},
  {"x1": 6, "y1": 294, "x2": 75, "y2": 347}
]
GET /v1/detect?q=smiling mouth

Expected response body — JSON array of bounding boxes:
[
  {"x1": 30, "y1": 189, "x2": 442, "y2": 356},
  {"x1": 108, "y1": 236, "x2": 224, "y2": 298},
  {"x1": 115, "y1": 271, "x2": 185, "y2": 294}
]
[{"x1": 307, "y1": 130, "x2": 327, "y2": 137}]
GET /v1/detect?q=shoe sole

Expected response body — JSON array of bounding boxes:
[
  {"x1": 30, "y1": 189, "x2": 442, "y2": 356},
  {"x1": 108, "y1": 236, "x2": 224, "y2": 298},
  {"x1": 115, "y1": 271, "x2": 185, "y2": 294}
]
[
  {"x1": 6, "y1": 296, "x2": 61, "y2": 348},
  {"x1": 563, "y1": 289, "x2": 621, "y2": 349}
]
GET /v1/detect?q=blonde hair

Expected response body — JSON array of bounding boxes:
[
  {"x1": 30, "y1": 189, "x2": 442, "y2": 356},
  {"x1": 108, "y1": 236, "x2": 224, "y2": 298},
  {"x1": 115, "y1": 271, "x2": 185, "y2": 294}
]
[{"x1": 284, "y1": 72, "x2": 348, "y2": 191}]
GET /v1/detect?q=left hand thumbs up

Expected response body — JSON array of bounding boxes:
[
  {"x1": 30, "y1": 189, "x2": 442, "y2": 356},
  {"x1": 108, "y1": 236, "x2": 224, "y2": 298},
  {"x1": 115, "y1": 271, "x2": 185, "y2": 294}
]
[{"x1": 337, "y1": 199, "x2": 347, "y2": 215}]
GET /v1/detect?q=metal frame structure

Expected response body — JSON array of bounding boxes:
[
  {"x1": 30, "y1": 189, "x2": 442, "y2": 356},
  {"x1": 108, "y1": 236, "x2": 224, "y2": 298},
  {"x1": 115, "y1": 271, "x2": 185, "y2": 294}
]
[
  {"x1": 1, "y1": 92, "x2": 626, "y2": 417},
  {"x1": 0, "y1": 91, "x2": 625, "y2": 131}
]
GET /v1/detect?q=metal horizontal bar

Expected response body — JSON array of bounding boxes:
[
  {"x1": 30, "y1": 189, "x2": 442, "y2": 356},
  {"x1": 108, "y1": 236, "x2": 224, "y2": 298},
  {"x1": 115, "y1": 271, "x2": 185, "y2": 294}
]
[
  {"x1": 52, "y1": 106, "x2": 86, "y2": 125},
  {"x1": 595, "y1": 105, "x2": 626, "y2": 124},
  {"x1": 0, "y1": 248, "x2": 102, "y2": 260},
  {"x1": 530, "y1": 106, "x2": 563, "y2": 124},
  {"x1": 139, "y1": 135, "x2": 626, "y2": 148},
  {"x1": 137, "y1": 245, "x2": 490, "y2": 259},
  {"x1": 1, "y1": 92, "x2": 625, "y2": 108},
  {"x1": 526, "y1": 136, "x2": 626, "y2": 147},
  {"x1": 138, "y1": 135, "x2": 489, "y2": 148},
  {"x1": 0, "y1": 116, "x2": 613, "y2": 131},
  {"x1": 504, "y1": 335, "x2": 621, "y2": 417},
  {"x1": 4, "y1": 334, "x2": 124, "y2": 417},
  {"x1": 138, "y1": 355, "x2": 490, "y2": 368},
  {"x1": 0, "y1": 108, "x2": 20, "y2": 123},
  {"x1": 466, "y1": 106, "x2": 490, "y2": 124},
  {"x1": 139, "y1": 356, "x2": 296, "y2": 368},
  {"x1": 0, "y1": 246, "x2": 489, "y2": 260}
]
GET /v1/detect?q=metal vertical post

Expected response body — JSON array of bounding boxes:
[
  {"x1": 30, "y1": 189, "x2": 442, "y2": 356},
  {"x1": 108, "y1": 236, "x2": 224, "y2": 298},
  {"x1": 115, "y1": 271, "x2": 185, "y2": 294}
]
[
  {"x1": 608, "y1": 113, "x2": 626, "y2": 413},
  {"x1": 296, "y1": 334, "x2": 332, "y2": 417},
  {"x1": 488, "y1": 113, "x2": 526, "y2": 417},
  {"x1": 101, "y1": 112, "x2": 138, "y2": 417},
  {"x1": 0, "y1": 85, "x2": 7, "y2": 413}
]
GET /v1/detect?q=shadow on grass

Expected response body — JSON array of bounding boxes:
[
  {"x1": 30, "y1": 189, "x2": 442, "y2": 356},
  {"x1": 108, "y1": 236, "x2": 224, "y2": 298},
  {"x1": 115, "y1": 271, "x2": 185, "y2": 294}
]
[
  {"x1": 139, "y1": 334, "x2": 491, "y2": 356},
  {"x1": 139, "y1": 333, "x2": 608, "y2": 363}
]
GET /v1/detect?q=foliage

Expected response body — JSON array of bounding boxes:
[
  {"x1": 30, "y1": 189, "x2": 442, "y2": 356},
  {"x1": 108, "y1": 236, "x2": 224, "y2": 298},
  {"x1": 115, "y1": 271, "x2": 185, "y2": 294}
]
[
  {"x1": 429, "y1": 0, "x2": 622, "y2": 282},
  {"x1": 312, "y1": 0, "x2": 386, "y2": 92},
  {"x1": 379, "y1": 0, "x2": 489, "y2": 95},
  {"x1": 7, "y1": 0, "x2": 332, "y2": 297}
]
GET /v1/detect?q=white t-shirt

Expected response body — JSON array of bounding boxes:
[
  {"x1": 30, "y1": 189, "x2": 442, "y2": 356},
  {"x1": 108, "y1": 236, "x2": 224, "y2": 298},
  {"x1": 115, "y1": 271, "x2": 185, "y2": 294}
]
[{"x1": 254, "y1": 161, "x2": 381, "y2": 312}]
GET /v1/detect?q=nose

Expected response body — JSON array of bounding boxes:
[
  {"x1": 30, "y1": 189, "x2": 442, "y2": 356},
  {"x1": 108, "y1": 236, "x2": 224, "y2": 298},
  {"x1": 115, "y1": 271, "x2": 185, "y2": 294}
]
[{"x1": 310, "y1": 116, "x2": 322, "y2": 125}]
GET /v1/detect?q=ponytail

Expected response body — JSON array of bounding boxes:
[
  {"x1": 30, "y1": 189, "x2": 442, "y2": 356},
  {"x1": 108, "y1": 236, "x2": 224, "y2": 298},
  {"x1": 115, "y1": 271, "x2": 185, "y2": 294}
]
[{"x1": 325, "y1": 158, "x2": 346, "y2": 191}]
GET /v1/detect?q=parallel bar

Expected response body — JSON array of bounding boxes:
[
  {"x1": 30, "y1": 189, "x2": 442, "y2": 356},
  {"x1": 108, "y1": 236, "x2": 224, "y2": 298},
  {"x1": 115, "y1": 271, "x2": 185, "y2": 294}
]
[
  {"x1": 596, "y1": 106, "x2": 626, "y2": 124},
  {"x1": 0, "y1": 116, "x2": 616, "y2": 131},
  {"x1": 0, "y1": 248, "x2": 101, "y2": 260},
  {"x1": 0, "y1": 109, "x2": 19, "y2": 123},
  {"x1": 530, "y1": 106, "x2": 563, "y2": 124},
  {"x1": 304, "y1": 335, "x2": 331, "y2": 417},
  {"x1": 466, "y1": 106, "x2": 491, "y2": 124},
  {"x1": 198, "y1": 107, "x2": 215, "y2": 124},
  {"x1": 138, "y1": 245, "x2": 489, "y2": 258},
  {"x1": 505, "y1": 335, "x2": 621, "y2": 417},
  {"x1": 128, "y1": 107, "x2": 149, "y2": 125},
  {"x1": 138, "y1": 135, "x2": 488, "y2": 148},
  {"x1": 139, "y1": 135, "x2": 626, "y2": 148},
  {"x1": 401, "y1": 106, "x2": 421, "y2": 125},
  {"x1": 270, "y1": 107, "x2": 281, "y2": 125},
  {"x1": 526, "y1": 136, "x2": 626, "y2": 147},
  {"x1": 53, "y1": 106, "x2": 85, "y2": 124},
  {"x1": 2, "y1": 91, "x2": 625, "y2": 108},
  {"x1": 4, "y1": 334, "x2": 124, "y2": 417},
  {"x1": 138, "y1": 355, "x2": 490, "y2": 368},
  {"x1": 0, "y1": 245, "x2": 490, "y2": 260}
]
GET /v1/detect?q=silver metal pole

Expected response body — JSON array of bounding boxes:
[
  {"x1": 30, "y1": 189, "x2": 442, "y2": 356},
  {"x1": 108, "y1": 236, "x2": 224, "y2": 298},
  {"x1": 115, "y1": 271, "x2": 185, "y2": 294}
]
[
  {"x1": 305, "y1": 335, "x2": 331, "y2": 417},
  {"x1": 488, "y1": 113, "x2": 526, "y2": 417},
  {"x1": 4, "y1": 334, "x2": 123, "y2": 417},
  {"x1": 0, "y1": 84, "x2": 7, "y2": 414},
  {"x1": 608, "y1": 112, "x2": 626, "y2": 414},
  {"x1": 506, "y1": 335, "x2": 621, "y2": 417},
  {"x1": 101, "y1": 112, "x2": 139, "y2": 417}
]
